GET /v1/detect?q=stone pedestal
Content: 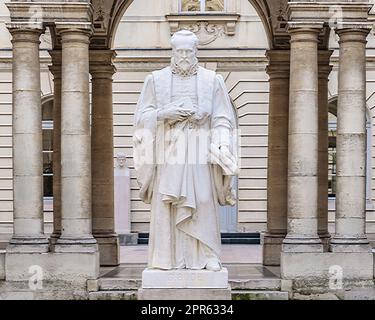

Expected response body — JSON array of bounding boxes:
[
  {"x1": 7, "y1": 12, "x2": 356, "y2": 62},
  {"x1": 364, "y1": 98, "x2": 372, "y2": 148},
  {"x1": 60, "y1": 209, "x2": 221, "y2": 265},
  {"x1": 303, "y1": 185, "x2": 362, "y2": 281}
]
[
  {"x1": 139, "y1": 268, "x2": 231, "y2": 300},
  {"x1": 114, "y1": 153, "x2": 138, "y2": 246}
]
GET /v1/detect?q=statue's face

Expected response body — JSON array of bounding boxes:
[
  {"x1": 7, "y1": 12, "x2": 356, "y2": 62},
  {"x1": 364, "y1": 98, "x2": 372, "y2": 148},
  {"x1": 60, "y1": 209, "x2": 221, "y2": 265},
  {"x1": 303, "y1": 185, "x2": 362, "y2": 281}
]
[
  {"x1": 116, "y1": 155, "x2": 126, "y2": 167},
  {"x1": 172, "y1": 44, "x2": 197, "y2": 71}
]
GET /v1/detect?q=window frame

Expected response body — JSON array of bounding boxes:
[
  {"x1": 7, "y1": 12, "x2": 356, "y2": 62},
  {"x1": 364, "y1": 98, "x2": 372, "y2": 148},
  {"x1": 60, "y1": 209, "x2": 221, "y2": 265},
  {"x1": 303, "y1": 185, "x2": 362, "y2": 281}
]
[
  {"x1": 179, "y1": 0, "x2": 227, "y2": 13},
  {"x1": 41, "y1": 97, "x2": 54, "y2": 200}
]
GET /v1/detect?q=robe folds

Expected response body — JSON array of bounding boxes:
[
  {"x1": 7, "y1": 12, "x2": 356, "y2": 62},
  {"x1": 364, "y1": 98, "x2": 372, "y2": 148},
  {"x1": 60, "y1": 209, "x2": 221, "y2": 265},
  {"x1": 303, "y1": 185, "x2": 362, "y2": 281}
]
[{"x1": 133, "y1": 66, "x2": 238, "y2": 270}]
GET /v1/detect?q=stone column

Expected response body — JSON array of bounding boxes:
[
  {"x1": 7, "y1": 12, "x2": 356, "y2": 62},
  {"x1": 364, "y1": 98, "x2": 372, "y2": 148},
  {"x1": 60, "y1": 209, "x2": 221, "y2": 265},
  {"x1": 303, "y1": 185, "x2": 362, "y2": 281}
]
[
  {"x1": 54, "y1": 26, "x2": 97, "y2": 253},
  {"x1": 330, "y1": 26, "x2": 372, "y2": 253},
  {"x1": 49, "y1": 50, "x2": 62, "y2": 246},
  {"x1": 317, "y1": 50, "x2": 333, "y2": 251},
  {"x1": 90, "y1": 50, "x2": 119, "y2": 266},
  {"x1": 282, "y1": 24, "x2": 323, "y2": 253},
  {"x1": 7, "y1": 24, "x2": 49, "y2": 253},
  {"x1": 263, "y1": 50, "x2": 290, "y2": 266}
]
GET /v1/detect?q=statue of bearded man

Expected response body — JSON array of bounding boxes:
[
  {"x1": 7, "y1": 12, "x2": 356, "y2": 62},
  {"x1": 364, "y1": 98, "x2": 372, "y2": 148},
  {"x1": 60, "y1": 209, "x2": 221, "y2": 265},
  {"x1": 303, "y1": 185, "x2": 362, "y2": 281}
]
[{"x1": 134, "y1": 30, "x2": 238, "y2": 271}]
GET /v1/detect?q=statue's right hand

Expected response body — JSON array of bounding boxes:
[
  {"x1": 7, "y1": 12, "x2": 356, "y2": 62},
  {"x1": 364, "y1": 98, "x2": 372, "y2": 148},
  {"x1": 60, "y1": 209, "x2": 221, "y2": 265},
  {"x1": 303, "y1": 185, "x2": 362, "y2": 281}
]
[{"x1": 157, "y1": 102, "x2": 194, "y2": 122}]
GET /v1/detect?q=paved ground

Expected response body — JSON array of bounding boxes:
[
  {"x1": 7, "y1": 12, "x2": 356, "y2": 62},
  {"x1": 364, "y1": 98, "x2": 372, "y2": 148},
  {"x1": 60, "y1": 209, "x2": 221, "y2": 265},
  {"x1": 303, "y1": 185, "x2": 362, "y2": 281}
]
[
  {"x1": 97, "y1": 244, "x2": 268, "y2": 279},
  {"x1": 98, "y1": 245, "x2": 280, "y2": 281},
  {"x1": 119, "y1": 244, "x2": 263, "y2": 264}
]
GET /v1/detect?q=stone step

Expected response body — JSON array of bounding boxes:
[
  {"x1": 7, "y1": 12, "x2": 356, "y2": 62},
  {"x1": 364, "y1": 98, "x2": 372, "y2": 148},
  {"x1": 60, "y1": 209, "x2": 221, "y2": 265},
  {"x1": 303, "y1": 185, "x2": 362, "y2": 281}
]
[
  {"x1": 99, "y1": 278, "x2": 141, "y2": 291},
  {"x1": 89, "y1": 290, "x2": 138, "y2": 300},
  {"x1": 99, "y1": 277, "x2": 281, "y2": 291},
  {"x1": 229, "y1": 278, "x2": 281, "y2": 290},
  {"x1": 90, "y1": 289, "x2": 288, "y2": 300},
  {"x1": 99, "y1": 278, "x2": 281, "y2": 291},
  {"x1": 232, "y1": 290, "x2": 289, "y2": 300}
]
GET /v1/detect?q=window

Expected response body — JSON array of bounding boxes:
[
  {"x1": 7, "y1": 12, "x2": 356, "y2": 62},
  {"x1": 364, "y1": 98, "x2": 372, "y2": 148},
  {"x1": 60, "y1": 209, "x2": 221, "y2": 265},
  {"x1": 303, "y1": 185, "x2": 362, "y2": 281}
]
[
  {"x1": 180, "y1": 0, "x2": 225, "y2": 13},
  {"x1": 42, "y1": 98, "x2": 54, "y2": 198},
  {"x1": 328, "y1": 112, "x2": 337, "y2": 198}
]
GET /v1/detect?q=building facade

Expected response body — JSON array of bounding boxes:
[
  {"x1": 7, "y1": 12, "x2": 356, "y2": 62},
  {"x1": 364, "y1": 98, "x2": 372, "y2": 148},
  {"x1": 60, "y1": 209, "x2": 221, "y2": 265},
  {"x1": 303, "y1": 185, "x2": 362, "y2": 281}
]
[{"x1": 0, "y1": 0, "x2": 375, "y2": 299}]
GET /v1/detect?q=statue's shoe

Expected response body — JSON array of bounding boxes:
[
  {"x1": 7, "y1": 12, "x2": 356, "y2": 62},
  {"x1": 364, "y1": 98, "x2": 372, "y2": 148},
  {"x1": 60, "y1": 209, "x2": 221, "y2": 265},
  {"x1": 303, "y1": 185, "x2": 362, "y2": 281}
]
[{"x1": 205, "y1": 259, "x2": 221, "y2": 272}]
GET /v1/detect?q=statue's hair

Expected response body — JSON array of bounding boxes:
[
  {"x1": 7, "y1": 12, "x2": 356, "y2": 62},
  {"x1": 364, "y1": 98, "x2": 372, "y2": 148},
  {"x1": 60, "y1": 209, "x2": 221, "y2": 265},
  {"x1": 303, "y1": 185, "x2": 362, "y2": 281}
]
[{"x1": 171, "y1": 30, "x2": 199, "y2": 49}]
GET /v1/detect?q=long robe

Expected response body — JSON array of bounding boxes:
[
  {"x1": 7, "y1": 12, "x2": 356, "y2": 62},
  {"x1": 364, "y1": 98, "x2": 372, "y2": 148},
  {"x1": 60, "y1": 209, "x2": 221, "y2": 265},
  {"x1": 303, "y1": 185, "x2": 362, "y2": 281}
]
[{"x1": 133, "y1": 66, "x2": 238, "y2": 270}]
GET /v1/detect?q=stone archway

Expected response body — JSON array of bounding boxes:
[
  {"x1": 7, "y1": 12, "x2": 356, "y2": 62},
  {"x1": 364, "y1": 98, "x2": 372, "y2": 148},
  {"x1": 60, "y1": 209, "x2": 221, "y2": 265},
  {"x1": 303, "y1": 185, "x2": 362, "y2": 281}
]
[{"x1": 2, "y1": 0, "x2": 375, "y2": 299}]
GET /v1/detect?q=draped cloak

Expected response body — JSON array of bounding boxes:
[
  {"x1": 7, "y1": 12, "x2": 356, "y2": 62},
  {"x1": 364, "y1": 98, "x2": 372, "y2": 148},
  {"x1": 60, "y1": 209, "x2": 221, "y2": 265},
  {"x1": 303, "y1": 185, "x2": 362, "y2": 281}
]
[{"x1": 133, "y1": 66, "x2": 238, "y2": 269}]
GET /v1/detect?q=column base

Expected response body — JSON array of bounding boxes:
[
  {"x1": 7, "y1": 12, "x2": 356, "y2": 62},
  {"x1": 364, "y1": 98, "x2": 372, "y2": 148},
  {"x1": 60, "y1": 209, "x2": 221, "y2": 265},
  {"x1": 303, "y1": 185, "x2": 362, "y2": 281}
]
[
  {"x1": 262, "y1": 233, "x2": 286, "y2": 266},
  {"x1": 94, "y1": 233, "x2": 120, "y2": 266},
  {"x1": 49, "y1": 232, "x2": 61, "y2": 250},
  {"x1": 330, "y1": 237, "x2": 372, "y2": 253},
  {"x1": 53, "y1": 237, "x2": 98, "y2": 254},
  {"x1": 318, "y1": 232, "x2": 331, "y2": 252},
  {"x1": 282, "y1": 236, "x2": 323, "y2": 253},
  {"x1": 7, "y1": 236, "x2": 49, "y2": 253}
]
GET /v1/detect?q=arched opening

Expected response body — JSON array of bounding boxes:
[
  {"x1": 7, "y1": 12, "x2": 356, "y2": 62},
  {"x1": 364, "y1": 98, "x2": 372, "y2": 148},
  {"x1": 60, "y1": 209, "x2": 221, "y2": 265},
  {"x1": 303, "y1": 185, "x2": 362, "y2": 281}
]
[
  {"x1": 108, "y1": 0, "x2": 271, "y2": 243},
  {"x1": 41, "y1": 94, "x2": 54, "y2": 234}
]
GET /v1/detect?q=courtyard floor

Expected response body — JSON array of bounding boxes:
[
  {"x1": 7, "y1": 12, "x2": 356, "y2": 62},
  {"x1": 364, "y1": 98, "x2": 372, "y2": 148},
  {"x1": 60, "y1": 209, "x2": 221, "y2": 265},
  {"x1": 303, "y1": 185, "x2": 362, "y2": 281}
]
[{"x1": 98, "y1": 245, "x2": 281, "y2": 283}]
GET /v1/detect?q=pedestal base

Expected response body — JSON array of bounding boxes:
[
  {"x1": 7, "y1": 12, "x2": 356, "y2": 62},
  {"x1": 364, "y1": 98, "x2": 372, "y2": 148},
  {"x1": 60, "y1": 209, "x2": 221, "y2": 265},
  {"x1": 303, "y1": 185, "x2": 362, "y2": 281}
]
[
  {"x1": 94, "y1": 234, "x2": 120, "y2": 266},
  {"x1": 139, "y1": 268, "x2": 230, "y2": 300},
  {"x1": 262, "y1": 234, "x2": 285, "y2": 266},
  {"x1": 138, "y1": 287, "x2": 231, "y2": 300},
  {"x1": 142, "y1": 268, "x2": 229, "y2": 289}
]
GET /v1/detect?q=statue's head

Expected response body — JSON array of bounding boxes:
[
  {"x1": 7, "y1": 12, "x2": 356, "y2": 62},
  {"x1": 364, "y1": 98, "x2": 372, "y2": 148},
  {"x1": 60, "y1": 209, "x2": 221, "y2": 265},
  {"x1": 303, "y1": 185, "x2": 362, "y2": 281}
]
[
  {"x1": 116, "y1": 152, "x2": 127, "y2": 168},
  {"x1": 171, "y1": 30, "x2": 199, "y2": 73}
]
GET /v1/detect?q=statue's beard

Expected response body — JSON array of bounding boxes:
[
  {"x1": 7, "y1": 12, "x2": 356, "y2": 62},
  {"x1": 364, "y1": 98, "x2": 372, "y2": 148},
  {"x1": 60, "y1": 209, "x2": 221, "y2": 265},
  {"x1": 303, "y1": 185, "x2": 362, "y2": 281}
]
[{"x1": 171, "y1": 56, "x2": 199, "y2": 77}]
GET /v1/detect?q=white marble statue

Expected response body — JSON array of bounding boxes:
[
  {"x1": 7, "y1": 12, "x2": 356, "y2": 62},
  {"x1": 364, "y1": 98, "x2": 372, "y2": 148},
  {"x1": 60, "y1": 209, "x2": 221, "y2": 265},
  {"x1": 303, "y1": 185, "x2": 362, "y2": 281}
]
[{"x1": 133, "y1": 30, "x2": 238, "y2": 272}]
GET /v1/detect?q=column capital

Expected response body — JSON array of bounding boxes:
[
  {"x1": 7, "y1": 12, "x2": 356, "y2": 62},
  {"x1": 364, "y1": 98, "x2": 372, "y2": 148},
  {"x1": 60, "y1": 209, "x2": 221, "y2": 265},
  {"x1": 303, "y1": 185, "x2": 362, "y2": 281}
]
[
  {"x1": 287, "y1": 22, "x2": 324, "y2": 45},
  {"x1": 6, "y1": 22, "x2": 44, "y2": 32},
  {"x1": 287, "y1": 22, "x2": 324, "y2": 37},
  {"x1": 6, "y1": 22, "x2": 44, "y2": 43},
  {"x1": 55, "y1": 23, "x2": 93, "y2": 44},
  {"x1": 335, "y1": 24, "x2": 372, "y2": 43},
  {"x1": 266, "y1": 50, "x2": 290, "y2": 79},
  {"x1": 318, "y1": 50, "x2": 333, "y2": 80},
  {"x1": 89, "y1": 50, "x2": 117, "y2": 78},
  {"x1": 49, "y1": 50, "x2": 62, "y2": 80}
]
